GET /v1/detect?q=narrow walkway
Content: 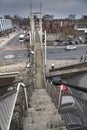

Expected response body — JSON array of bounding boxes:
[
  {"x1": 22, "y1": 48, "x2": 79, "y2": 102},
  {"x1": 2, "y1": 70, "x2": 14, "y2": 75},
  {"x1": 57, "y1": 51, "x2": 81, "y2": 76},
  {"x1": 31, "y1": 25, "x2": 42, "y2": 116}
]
[
  {"x1": 23, "y1": 32, "x2": 66, "y2": 130},
  {"x1": 0, "y1": 32, "x2": 18, "y2": 49},
  {"x1": 34, "y1": 42, "x2": 44, "y2": 89},
  {"x1": 23, "y1": 89, "x2": 66, "y2": 130}
]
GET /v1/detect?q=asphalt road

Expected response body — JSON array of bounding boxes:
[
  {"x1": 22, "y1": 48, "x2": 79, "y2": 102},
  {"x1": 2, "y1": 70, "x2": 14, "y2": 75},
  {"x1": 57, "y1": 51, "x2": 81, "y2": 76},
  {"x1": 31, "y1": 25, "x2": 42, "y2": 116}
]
[
  {"x1": 47, "y1": 45, "x2": 87, "y2": 60},
  {"x1": 0, "y1": 34, "x2": 28, "y2": 61},
  {"x1": 46, "y1": 45, "x2": 87, "y2": 100},
  {"x1": 46, "y1": 45, "x2": 87, "y2": 128}
]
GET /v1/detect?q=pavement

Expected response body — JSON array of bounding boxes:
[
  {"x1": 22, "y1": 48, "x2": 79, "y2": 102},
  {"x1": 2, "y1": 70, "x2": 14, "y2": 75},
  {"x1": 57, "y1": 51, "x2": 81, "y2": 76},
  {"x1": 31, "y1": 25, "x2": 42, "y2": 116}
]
[
  {"x1": 46, "y1": 44, "x2": 87, "y2": 71},
  {"x1": 0, "y1": 32, "x2": 18, "y2": 49},
  {"x1": 23, "y1": 89, "x2": 66, "y2": 130},
  {"x1": 46, "y1": 59, "x2": 81, "y2": 72},
  {"x1": 0, "y1": 32, "x2": 26, "y2": 73}
]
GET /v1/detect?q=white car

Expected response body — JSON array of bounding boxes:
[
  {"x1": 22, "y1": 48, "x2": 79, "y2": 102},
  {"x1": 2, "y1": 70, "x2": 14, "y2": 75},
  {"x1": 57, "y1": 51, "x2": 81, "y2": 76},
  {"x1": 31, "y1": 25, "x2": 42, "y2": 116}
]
[
  {"x1": 65, "y1": 45, "x2": 77, "y2": 50},
  {"x1": 19, "y1": 34, "x2": 25, "y2": 43},
  {"x1": 60, "y1": 95, "x2": 76, "y2": 113}
]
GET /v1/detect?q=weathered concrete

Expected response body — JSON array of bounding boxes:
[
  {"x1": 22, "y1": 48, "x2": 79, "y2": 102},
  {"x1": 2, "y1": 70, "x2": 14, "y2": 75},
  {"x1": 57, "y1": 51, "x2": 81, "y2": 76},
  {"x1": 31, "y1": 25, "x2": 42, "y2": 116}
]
[
  {"x1": 23, "y1": 32, "x2": 66, "y2": 130},
  {"x1": 46, "y1": 60, "x2": 87, "y2": 78},
  {"x1": 34, "y1": 42, "x2": 44, "y2": 89},
  {"x1": 0, "y1": 32, "x2": 18, "y2": 48},
  {"x1": 0, "y1": 62, "x2": 25, "y2": 73},
  {"x1": 23, "y1": 89, "x2": 66, "y2": 130}
]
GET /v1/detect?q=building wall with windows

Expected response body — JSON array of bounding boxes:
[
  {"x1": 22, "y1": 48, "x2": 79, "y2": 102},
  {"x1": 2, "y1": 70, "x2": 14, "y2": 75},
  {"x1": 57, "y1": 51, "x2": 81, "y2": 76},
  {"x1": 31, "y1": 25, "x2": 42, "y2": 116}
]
[
  {"x1": 42, "y1": 19, "x2": 75, "y2": 33},
  {"x1": 0, "y1": 18, "x2": 12, "y2": 33}
]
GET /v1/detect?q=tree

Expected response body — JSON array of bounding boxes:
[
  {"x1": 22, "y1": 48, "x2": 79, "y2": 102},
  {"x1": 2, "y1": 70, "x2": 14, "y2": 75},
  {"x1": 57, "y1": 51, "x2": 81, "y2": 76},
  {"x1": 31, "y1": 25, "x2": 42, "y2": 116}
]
[{"x1": 43, "y1": 14, "x2": 54, "y2": 20}]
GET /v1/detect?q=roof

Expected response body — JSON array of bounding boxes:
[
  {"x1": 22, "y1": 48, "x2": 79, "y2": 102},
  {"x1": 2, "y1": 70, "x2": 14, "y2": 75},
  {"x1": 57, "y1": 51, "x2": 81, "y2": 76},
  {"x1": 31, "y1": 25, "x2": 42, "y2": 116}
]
[
  {"x1": 61, "y1": 96, "x2": 75, "y2": 105},
  {"x1": 19, "y1": 34, "x2": 25, "y2": 38}
]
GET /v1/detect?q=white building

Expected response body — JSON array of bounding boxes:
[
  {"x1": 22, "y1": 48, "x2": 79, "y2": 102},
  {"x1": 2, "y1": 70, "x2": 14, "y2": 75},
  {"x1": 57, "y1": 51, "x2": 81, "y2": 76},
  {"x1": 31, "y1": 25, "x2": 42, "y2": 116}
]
[{"x1": 0, "y1": 18, "x2": 12, "y2": 33}]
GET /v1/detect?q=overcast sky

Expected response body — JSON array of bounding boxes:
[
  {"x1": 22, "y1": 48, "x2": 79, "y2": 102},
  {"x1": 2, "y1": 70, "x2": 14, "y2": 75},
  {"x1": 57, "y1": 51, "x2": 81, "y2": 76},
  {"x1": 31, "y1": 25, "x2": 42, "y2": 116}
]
[{"x1": 0, "y1": 0, "x2": 87, "y2": 19}]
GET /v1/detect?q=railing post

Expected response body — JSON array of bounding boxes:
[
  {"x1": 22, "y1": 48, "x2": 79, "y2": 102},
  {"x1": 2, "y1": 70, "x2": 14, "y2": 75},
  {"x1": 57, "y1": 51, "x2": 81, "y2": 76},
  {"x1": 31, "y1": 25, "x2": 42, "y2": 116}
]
[
  {"x1": 58, "y1": 85, "x2": 63, "y2": 112},
  {"x1": 20, "y1": 82, "x2": 28, "y2": 109}
]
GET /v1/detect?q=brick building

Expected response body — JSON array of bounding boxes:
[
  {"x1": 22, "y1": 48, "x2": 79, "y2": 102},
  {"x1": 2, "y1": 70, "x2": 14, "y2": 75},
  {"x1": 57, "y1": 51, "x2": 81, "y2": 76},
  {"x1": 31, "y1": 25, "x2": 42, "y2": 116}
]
[{"x1": 42, "y1": 19, "x2": 76, "y2": 36}]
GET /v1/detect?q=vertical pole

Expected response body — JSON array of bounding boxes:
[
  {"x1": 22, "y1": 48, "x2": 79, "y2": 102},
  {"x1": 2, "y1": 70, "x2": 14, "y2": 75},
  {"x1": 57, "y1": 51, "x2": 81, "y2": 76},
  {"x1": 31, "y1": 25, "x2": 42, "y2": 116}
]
[
  {"x1": 45, "y1": 30, "x2": 47, "y2": 66},
  {"x1": 20, "y1": 83, "x2": 28, "y2": 109},
  {"x1": 30, "y1": 16, "x2": 35, "y2": 44},
  {"x1": 29, "y1": 31, "x2": 32, "y2": 45},
  {"x1": 40, "y1": 18, "x2": 42, "y2": 44},
  {"x1": 23, "y1": 87, "x2": 29, "y2": 109},
  {"x1": 40, "y1": 2, "x2": 42, "y2": 44},
  {"x1": 58, "y1": 85, "x2": 63, "y2": 112}
]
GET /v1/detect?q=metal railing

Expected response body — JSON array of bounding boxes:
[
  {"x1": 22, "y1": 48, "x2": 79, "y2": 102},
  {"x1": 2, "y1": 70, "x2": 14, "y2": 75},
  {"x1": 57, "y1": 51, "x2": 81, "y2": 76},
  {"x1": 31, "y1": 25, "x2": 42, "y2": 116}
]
[
  {"x1": 0, "y1": 90, "x2": 17, "y2": 130},
  {"x1": 0, "y1": 82, "x2": 28, "y2": 130},
  {"x1": 46, "y1": 80, "x2": 87, "y2": 129}
]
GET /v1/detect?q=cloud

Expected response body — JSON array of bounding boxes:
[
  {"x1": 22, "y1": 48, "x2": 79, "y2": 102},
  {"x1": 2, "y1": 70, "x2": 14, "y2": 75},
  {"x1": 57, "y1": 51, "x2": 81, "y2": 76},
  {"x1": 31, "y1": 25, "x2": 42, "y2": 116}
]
[{"x1": 0, "y1": 0, "x2": 87, "y2": 18}]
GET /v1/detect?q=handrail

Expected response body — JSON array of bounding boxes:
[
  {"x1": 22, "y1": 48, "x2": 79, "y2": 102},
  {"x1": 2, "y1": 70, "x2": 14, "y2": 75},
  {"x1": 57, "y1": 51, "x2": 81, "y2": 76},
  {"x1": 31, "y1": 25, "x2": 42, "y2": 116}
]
[{"x1": 0, "y1": 82, "x2": 28, "y2": 130}]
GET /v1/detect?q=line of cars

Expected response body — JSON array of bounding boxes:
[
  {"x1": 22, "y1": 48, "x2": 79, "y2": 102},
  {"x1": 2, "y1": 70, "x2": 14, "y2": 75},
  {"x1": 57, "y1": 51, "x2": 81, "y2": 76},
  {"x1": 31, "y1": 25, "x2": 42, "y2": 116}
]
[
  {"x1": 50, "y1": 37, "x2": 87, "y2": 50},
  {"x1": 55, "y1": 37, "x2": 86, "y2": 46},
  {"x1": 54, "y1": 40, "x2": 77, "y2": 50}
]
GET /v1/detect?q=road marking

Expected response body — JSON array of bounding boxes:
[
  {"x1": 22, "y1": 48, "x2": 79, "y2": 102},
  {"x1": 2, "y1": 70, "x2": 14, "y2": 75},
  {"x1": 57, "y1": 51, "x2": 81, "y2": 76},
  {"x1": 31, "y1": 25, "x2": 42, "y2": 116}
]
[
  {"x1": 4, "y1": 55, "x2": 15, "y2": 59},
  {"x1": 3, "y1": 46, "x2": 27, "y2": 50}
]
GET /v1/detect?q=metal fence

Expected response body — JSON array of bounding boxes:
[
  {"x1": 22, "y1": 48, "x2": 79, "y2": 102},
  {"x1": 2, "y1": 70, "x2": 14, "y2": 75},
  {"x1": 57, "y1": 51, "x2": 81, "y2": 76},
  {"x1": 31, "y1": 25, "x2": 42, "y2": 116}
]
[
  {"x1": 0, "y1": 90, "x2": 17, "y2": 130},
  {"x1": 0, "y1": 82, "x2": 28, "y2": 130},
  {"x1": 46, "y1": 81, "x2": 87, "y2": 130}
]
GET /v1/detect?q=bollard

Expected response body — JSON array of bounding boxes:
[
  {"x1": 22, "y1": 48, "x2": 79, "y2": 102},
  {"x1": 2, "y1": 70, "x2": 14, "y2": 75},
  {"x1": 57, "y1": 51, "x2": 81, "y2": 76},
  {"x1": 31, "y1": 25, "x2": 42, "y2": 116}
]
[{"x1": 51, "y1": 64, "x2": 55, "y2": 69}]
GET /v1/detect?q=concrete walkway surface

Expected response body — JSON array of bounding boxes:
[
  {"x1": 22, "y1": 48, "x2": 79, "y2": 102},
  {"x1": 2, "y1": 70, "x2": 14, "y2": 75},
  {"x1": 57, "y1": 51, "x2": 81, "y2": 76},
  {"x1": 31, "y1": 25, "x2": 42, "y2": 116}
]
[
  {"x1": 23, "y1": 31, "x2": 67, "y2": 130},
  {"x1": 46, "y1": 59, "x2": 81, "y2": 71},
  {"x1": 23, "y1": 89, "x2": 66, "y2": 130}
]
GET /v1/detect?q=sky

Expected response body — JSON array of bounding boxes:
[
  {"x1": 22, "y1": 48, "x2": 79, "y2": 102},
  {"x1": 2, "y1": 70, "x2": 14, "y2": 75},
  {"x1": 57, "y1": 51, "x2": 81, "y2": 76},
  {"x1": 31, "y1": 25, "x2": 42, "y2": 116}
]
[{"x1": 0, "y1": 0, "x2": 87, "y2": 19}]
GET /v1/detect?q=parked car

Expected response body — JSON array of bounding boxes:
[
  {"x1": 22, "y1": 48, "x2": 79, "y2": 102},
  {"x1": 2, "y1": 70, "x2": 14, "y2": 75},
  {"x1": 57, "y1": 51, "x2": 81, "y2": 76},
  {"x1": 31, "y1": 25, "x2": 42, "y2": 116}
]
[
  {"x1": 84, "y1": 40, "x2": 87, "y2": 44},
  {"x1": 25, "y1": 33, "x2": 30, "y2": 42},
  {"x1": 19, "y1": 34, "x2": 25, "y2": 43},
  {"x1": 51, "y1": 76, "x2": 65, "y2": 85},
  {"x1": 57, "y1": 85, "x2": 70, "y2": 95},
  {"x1": 68, "y1": 41, "x2": 75, "y2": 45},
  {"x1": 60, "y1": 95, "x2": 76, "y2": 113},
  {"x1": 65, "y1": 45, "x2": 77, "y2": 50},
  {"x1": 55, "y1": 39, "x2": 62, "y2": 42}
]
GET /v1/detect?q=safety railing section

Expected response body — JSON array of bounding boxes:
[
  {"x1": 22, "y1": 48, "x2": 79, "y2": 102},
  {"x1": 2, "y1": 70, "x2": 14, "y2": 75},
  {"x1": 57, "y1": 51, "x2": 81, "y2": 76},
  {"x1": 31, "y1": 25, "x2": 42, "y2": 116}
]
[
  {"x1": 46, "y1": 80, "x2": 87, "y2": 129},
  {"x1": 75, "y1": 96, "x2": 87, "y2": 113},
  {"x1": 0, "y1": 82, "x2": 28, "y2": 130},
  {"x1": 0, "y1": 90, "x2": 18, "y2": 130}
]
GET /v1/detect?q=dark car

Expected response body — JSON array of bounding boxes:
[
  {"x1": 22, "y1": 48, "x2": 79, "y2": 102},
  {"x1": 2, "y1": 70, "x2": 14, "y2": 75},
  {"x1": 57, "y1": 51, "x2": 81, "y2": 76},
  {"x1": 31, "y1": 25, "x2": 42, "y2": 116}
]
[
  {"x1": 25, "y1": 33, "x2": 30, "y2": 42},
  {"x1": 84, "y1": 40, "x2": 87, "y2": 44},
  {"x1": 51, "y1": 76, "x2": 66, "y2": 85}
]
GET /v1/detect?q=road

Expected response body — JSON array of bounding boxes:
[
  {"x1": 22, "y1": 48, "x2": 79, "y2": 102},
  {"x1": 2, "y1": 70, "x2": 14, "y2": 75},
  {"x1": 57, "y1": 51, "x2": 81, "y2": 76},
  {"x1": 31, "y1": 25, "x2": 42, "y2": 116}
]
[
  {"x1": 46, "y1": 45, "x2": 87, "y2": 100},
  {"x1": 46, "y1": 45, "x2": 87, "y2": 129},
  {"x1": 47, "y1": 45, "x2": 87, "y2": 60},
  {"x1": 0, "y1": 34, "x2": 29, "y2": 61}
]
